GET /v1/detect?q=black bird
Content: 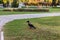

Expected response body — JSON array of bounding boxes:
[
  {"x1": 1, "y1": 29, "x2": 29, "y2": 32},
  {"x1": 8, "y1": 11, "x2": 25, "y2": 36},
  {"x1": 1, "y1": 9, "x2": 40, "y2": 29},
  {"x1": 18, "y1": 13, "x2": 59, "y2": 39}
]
[{"x1": 27, "y1": 21, "x2": 36, "y2": 29}]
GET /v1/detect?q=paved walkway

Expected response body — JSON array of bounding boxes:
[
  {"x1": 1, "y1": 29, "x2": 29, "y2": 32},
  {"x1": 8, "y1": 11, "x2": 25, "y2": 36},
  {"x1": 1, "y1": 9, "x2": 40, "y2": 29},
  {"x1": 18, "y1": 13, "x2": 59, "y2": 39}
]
[{"x1": 0, "y1": 13, "x2": 60, "y2": 40}]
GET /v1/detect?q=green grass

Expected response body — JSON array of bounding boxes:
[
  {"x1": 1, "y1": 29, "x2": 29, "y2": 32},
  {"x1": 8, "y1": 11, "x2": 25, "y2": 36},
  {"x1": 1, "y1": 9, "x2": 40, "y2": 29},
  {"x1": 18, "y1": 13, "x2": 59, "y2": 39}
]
[
  {"x1": 49, "y1": 7, "x2": 60, "y2": 12},
  {"x1": 0, "y1": 11, "x2": 41, "y2": 15},
  {"x1": 0, "y1": 7, "x2": 60, "y2": 15},
  {"x1": 0, "y1": 8, "x2": 41, "y2": 15},
  {"x1": 4, "y1": 16, "x2": 60, "y2": 40}
]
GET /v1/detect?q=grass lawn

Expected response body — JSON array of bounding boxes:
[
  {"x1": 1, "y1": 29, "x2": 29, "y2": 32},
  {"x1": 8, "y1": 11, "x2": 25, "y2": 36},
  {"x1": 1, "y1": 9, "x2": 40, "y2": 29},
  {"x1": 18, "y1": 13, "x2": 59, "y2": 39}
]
[
  {"x1": 4, "y1": 16, "x2": 60, "y2": 40},
  {"x1": 0, "y1": 8, "x2": 41, "y2": 15},
  {"x1": 0, "y1": 11, "x2": 42, "y2": 15},
  {"x1": 0, "y1": 7, "x2": 60, "y2": 15},
  {"x1": 49, "y1": 7, "x2": 60, "y2": 12}
]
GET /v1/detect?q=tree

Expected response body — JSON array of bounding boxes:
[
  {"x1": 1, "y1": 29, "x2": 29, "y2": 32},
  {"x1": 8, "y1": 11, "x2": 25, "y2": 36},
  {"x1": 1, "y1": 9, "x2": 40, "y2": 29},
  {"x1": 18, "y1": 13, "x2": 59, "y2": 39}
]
[
  {"x1": 11, "y1": 0, "x2": 19, "y2": 8},
  {"x1": 51, "y1": 0, "x2": 57, "y2": 7},
  {"x1": 0, "y1": 0, "x2": 3, "y2": 4},
  {"x1": 57, "y1": 0, "x2": 60, "y2": 5}
]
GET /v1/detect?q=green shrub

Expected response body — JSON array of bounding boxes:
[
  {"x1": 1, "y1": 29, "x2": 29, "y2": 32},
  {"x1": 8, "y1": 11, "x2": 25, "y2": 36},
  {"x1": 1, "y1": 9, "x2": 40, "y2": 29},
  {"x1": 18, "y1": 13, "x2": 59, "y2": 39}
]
[{"x1": 3, "y1": 8, "x2": 49, "y2": 12}]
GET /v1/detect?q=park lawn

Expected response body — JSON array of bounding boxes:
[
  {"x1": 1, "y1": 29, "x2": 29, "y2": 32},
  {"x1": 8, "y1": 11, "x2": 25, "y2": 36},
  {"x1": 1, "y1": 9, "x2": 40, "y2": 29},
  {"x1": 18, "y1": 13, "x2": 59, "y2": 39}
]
[
  {"x1": 49, "y1": 7, "x2": 60, "y2": 12},
  {"x1": 0, "y1": 8, "x2": 43, "y2": 15},
  {"x1": 0, "y1": 11, "x2": 42, "y2": 15},
  {"x1": 4, "y1": 16, "x2": 60, "y2": 40},
  {"x1": 0, "y1": 7, "x2": 60, "y2": 15}
]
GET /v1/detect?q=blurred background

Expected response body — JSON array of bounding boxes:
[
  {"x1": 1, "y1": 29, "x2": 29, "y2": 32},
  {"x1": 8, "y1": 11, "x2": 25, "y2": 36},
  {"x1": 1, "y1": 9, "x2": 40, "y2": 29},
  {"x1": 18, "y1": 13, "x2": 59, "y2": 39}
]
[{"x1": 0, "y1": 0, "x2": 60, "y2": 8}]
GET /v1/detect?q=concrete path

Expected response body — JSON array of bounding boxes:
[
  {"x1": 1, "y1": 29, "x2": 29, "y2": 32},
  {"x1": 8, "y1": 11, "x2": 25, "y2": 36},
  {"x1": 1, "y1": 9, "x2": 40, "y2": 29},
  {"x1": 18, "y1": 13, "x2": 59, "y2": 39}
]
[{"x1": 0, "y1": 13, "x2": 60, "y2": 40}]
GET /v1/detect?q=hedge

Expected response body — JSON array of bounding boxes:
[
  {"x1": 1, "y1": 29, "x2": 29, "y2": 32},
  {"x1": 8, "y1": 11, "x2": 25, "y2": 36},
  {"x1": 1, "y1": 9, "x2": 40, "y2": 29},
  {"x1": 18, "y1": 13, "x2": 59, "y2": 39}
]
[{"x1": 3, "y1": 8, "x2": 49, "y2": 12}]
